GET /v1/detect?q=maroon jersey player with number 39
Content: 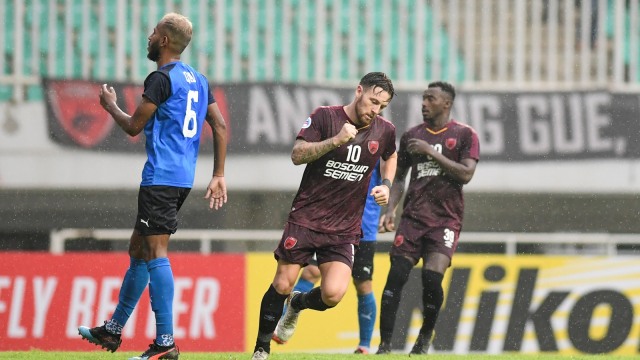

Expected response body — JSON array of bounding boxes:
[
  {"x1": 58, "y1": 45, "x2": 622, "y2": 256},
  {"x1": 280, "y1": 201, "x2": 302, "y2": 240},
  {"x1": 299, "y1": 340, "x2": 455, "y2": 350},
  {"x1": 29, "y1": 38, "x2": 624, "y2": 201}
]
[
  {"x1": 377, "y1": 81, "x2": 480, "y2": 355},
  {"x1": 251, "y1": 72, "x2": 398, "y2": 360}
]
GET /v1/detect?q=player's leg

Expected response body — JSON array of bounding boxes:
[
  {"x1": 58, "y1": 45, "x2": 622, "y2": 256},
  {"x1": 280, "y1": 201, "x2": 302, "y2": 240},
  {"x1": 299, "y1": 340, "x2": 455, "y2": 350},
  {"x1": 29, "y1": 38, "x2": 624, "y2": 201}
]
[
  {"x1": 257, "y1": 222, "x2": 312, "y2": 356},
  {"x1": 78, "y1": 188, "x2": 153, "y2": 352},
  {"x1": 410, "y1": 251, "x2": 450, "y2": 355},
  {"x1": 274, "y1": 242, "x2": 354, "y2": 346},
  {"x1": 377, "y1": 255, "x2": 414, "y2": 354},
  {"x1": 295, "y1": 262, "x2": 321, "y2": 293},
  {"x1": 291, "y1": 241, "x2": 355, "y2": 310},
  {"x1": 255, "y1": 260, "x2": 301, "y2": 354},
  {"x1": 352, "y1": 241, "x2": 376, "y2": 354},
  {"x1": 131, "y1": 186, "x2": 190, "y2": 360},
  {"x1": 276, "y1": 261, "x2": 320, "y2": 339},
  {"x1": 111, "y1": 231, "x2": 150, "y2": 331}
]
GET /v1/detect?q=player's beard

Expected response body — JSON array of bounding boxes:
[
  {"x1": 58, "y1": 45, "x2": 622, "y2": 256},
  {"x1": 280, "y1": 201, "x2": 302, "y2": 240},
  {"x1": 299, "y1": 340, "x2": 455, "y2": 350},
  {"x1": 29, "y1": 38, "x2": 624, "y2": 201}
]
[
  {"x1": 355, "y1": 100, "x2": 373, "y2": 127},
  {"x1": 147, "y1": 41, "x2": 161, "y2": 62}
]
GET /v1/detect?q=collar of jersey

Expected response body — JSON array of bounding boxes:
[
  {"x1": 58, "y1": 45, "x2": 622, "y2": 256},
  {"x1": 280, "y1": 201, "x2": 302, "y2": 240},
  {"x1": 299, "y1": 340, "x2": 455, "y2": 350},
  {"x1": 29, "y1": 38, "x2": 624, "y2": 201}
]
[{"x1": 426, "y1": 126, "x2": 448, "y2": 135}]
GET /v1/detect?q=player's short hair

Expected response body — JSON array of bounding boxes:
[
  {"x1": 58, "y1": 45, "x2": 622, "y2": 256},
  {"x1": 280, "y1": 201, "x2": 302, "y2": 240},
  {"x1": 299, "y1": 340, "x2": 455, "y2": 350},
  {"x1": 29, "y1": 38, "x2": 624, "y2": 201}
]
[
  {"x1": 360, "y1": 72, "x2": 395, "y2": 100},
  {"x1": 159, "y1": 13, "x2": 193, "y2": 54},
  {"x1": 426, "y1": 81, "x2": 456, "y2": 102}
]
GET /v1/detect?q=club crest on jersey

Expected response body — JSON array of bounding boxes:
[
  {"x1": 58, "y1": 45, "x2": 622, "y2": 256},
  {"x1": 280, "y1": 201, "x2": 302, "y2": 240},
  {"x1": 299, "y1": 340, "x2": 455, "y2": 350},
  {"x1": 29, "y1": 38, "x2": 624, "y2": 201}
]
[
  {"x1": 284, "y1": 236, "x2": 298, "y2": 249},
  {"x1": 394, "y1": 234, "x2": 404, "y2": 247},
  {"x1": 368, "y1": 140, "x2": 379, "y2": 154},
  {"x1": 301, "y1": 117, "x2": 312, "y2": 129},
  {"x1": 445, "y1": 138, "x2": 457, "y2": 150}
]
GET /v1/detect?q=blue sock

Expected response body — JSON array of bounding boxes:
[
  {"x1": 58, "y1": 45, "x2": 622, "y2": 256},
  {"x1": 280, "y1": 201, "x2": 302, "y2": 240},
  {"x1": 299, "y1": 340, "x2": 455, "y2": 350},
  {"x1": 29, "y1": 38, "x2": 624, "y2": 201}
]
[
  {"x1": 293, "y1": 278, "x2": 315, "y2": 293},
  {"x1": 148, "y1": 257, "x2": 174, "y2": 346},
  {"x1": 357, "y1": 292, "x2": 377, "y2": 348},
  {"x1": 110, "y1": 258, "x2": 149, "y2": 333}
]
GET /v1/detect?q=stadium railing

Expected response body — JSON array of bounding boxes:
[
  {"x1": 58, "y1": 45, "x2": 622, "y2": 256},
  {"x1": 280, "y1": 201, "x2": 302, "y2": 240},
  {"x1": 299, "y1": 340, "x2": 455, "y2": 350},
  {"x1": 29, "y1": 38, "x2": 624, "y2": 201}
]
[{"x1": 49, "y1": 228, "x2": 640, "y2": 256}]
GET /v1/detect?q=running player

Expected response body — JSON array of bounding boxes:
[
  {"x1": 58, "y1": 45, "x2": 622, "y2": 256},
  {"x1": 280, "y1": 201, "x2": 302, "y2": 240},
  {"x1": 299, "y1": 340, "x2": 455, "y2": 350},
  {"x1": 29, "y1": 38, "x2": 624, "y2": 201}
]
[
  {"x1": 276, "y1": 161, "x2": 383, "y2": 354},
  {"x1": 251, "y1": 72, "x2": 397, "y2": 360}
]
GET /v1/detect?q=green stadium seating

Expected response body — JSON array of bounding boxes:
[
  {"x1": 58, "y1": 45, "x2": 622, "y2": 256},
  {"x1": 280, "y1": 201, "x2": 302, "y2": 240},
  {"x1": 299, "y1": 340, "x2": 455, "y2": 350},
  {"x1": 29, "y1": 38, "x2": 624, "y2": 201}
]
[{"x1": 1, "y1": 0, "x2": 470, "y2": 101}]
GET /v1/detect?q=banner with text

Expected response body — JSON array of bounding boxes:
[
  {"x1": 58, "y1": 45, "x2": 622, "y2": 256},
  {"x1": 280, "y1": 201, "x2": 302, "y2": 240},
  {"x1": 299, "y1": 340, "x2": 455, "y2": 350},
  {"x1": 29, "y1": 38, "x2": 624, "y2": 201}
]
[
  {"x1": 43, "y1": 79, "x2": 640, "y2": 161},
  {"x1": 0, "y1": 253, "x2": 245, "y2": 351},
  {"x1": 1, "y1": 252, "x2": 639, "y2": 354},
  {"x1": 246, "y1": 253, "x2": 640, "y2": 355}
]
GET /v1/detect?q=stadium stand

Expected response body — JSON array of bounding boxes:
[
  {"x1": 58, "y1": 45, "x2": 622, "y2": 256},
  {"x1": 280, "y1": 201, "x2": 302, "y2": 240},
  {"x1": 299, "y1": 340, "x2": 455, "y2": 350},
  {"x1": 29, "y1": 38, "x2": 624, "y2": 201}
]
[{"x1": 1, "y1": 0, "x2": 470, "y2": 101}]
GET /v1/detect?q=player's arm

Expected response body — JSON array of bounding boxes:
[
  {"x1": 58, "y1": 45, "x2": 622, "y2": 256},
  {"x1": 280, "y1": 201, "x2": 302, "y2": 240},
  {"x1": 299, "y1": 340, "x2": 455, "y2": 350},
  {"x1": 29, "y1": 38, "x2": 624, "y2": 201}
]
[
  {"x1": 291, "y1": 122, "x2": 357, "y2": 165},
  {"x1": 407, "y1": 138, "x2": 477, "y2": 184},
  {"x1": 99, "y1": 84, "x2": 156, "y2": 137},
  {"x1": 204, "y1": 102, "x2": 228, "y2": 210},
  {"x1": 379, "y1": 159, "x2": 409, "y2": 232},
  {"x1": 370, "y1": 152, "x2": 397, "y2": 206}
]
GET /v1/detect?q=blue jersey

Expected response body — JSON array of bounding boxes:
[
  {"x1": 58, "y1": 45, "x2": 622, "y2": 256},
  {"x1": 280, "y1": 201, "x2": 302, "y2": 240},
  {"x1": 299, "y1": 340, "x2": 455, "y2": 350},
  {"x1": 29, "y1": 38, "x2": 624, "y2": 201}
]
[
  {"x1": 361, "y1": 161, "x2": 382, "y2": 241},
  {"x1": 140, "y1": 61, "x2": 214, "y2": 188}
]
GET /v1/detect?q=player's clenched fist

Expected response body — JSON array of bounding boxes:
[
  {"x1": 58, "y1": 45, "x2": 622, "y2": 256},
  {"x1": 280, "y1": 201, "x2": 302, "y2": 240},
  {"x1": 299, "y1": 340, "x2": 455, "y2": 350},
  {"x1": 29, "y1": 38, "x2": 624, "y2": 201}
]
[
  {"x1": 370, "y1": 184, "x2": 390, "y2": 206},
  {"x1": 334, "y1": 122, "x2": 358, "y2": 146}
]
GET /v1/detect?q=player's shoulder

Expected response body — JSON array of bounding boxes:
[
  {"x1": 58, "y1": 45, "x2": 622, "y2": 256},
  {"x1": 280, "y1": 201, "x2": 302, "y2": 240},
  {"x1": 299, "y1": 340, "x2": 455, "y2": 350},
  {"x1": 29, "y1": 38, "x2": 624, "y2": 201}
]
[
  {"x1": 309, "y1": 105, "x2": 345, "y2": 122},
  {"x1": 311, "y1": 105, "x2": 342, "y2": 115},
  {"x1": 374, "y1": 115, "x2": 396, "y2": 130},
  {"x1": 403, "y1": 123, "x2": 424, "y2": 136},
  {"x1": 450, "y1": 119, "x2": 478, "y2": 136}
]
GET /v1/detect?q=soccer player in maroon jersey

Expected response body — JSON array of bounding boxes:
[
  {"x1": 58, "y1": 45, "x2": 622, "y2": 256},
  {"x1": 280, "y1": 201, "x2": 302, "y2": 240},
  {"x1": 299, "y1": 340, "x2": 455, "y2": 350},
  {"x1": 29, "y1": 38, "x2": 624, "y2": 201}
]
[
  {"x1": 251, "y1": 72, "x2": 398, "y2": 360},
  {"x1": 376, "y1": 81, "x2": 480, "y2": 355}
]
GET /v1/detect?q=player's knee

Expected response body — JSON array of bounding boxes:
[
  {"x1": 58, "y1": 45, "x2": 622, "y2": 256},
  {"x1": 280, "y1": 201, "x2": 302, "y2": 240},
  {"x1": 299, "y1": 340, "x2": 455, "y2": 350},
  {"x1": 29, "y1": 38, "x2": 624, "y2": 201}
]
[
  {"x1": 272, "y1": 278, "x2": 295, "y2": 295},
  {"x1": 353, "y1": 279, "x2": 373, "y2": 295},
  {"x1": 321, "y1": 291, "x2": 343, "y2": 307},
  {"x1": 387, "y1": 255, "x2": 414, "y2": 285}
]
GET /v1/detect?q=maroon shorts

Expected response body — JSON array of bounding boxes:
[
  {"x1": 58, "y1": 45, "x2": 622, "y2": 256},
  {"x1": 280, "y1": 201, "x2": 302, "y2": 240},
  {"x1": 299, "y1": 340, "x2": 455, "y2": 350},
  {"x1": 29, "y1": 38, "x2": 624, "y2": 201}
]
[
  {"x1": 274, "y1": 222, "x2": 359, "y2": 269},
  {"x1": 389, "y1": 217, "x2": 460, "y2": 264}
]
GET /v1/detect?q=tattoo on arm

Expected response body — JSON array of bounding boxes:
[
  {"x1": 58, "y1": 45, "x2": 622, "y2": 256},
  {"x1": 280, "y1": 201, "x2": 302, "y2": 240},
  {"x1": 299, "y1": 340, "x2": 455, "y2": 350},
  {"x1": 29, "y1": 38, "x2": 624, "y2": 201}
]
[{"x1": 292, "y1": 138, "x2": 338, "y2": 164}]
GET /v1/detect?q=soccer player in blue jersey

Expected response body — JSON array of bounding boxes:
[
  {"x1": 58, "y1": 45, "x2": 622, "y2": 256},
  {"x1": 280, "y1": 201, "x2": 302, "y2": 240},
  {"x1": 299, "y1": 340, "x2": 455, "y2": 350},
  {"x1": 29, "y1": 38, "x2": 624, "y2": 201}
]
[
  {"x1": 251, "y1": 73, "x2": 397, "y2": 360},
  {"x1": 78, "y1": 13, "x2": 228, "y2": 360},
  {"x1": 275, "y1": 162, "x2": 382, "y2": 354}
]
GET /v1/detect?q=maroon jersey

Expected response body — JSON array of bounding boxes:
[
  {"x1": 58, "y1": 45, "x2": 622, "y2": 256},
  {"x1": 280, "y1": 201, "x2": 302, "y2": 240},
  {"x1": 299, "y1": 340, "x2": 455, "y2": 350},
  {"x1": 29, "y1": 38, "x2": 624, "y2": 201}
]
[
  {"x1": 398, "y1": 120, "x2": 480, "y2": 229},
  {"x1": 288, "y1": 105, "x2": 396, "y2": 236}
]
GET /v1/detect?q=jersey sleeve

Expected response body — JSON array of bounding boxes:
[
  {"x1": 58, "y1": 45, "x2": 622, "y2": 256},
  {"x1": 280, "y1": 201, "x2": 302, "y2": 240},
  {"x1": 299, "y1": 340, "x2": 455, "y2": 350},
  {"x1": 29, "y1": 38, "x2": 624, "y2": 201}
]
[
  {"x1": 396, "y1": 131, "x2": 412, "y2": 169},
  {"x1": 202, "y1": 75, "x2": 216, "y2": 105},
  {"x1": 381, "y1": 122, "x2": 397, "y2": 161},
  {"x1": 207, "y1": 88, "x2": 215, "y2": 105},
  {"x1": 142, "y1": 71, "x2": 172, "y2": 106},
  {"x1": 296, "y1": 107, "x2": 325, "y2": 143},
  {"x1": 461, "y1": 126, "x2": 480, "y2": 162}
]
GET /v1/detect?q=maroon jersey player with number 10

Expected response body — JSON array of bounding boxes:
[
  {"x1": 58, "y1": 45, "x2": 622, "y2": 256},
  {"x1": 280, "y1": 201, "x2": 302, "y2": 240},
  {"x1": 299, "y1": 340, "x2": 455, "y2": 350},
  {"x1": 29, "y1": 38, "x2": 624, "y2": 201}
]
[{"x1": 251, "y1": 72, "x2": 398, "y2": 360}]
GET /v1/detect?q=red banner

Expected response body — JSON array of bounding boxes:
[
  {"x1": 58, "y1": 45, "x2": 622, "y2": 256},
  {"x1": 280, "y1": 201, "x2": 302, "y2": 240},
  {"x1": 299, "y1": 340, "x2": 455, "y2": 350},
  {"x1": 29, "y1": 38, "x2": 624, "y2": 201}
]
[{"x1": 0, "y1": 253, "x2": 245, "y2": 351}]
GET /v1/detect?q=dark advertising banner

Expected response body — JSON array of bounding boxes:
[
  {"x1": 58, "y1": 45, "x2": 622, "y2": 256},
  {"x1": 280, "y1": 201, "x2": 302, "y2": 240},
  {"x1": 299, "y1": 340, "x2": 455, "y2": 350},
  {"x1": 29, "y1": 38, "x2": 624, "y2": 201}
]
[{"x1": 43, "y1": 78, "x2": 640, "y2": 161}]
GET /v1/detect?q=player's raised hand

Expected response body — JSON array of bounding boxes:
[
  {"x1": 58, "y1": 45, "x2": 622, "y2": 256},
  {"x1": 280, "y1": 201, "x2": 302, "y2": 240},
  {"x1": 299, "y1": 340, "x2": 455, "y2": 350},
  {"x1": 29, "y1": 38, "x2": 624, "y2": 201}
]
[
  {"x1": 98, "y1": 84, "x2": 117, "y2": 111},
  {"x1": 334, "y1": 122, "x2": 358, "y2": 146},
  {"x1": 204, "y1": 175, "x2": 227, "y2": 210},
  {"x1": 370, "y1": 184, "x2": 390, "y2": 206}
]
